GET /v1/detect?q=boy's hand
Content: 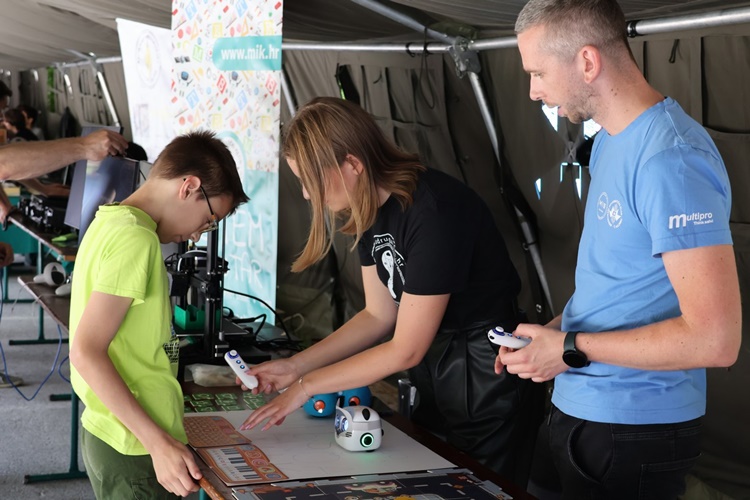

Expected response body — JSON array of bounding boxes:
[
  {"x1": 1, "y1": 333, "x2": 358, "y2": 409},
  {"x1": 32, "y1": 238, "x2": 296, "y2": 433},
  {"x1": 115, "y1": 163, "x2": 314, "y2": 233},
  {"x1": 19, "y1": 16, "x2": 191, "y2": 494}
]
[{"x1": 150, "y1": 435, "x2": 202, "y2": 497}]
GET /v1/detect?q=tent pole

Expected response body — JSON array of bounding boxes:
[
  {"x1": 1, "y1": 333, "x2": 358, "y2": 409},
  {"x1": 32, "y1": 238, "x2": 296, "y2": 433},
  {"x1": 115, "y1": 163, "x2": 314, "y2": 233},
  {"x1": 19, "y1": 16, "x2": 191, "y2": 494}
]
[
  {"x1": 349, "y1": 0, "x2": 455, "y2": 44},
  {"x1": 627, "y1": 5, "x2": 750, "y2": 36},
  {"x1": 280, "y1": 69, "x2": 296, "y2": 117},
  {"x1": 59, "y1": 56, "x2": 122, "y2": 69},
  {"x1": 467, "y1": 72, "x2": 555, "y2": 317},
  {"x1": 471, "y1": 5, "x2": 750, "y2": 51},
  {"x1": 96, "y1": 70, "x2": 120, "y2": 128},
  {"x1": 282, "y1": 41, "x2": 449, "y2": 53}
]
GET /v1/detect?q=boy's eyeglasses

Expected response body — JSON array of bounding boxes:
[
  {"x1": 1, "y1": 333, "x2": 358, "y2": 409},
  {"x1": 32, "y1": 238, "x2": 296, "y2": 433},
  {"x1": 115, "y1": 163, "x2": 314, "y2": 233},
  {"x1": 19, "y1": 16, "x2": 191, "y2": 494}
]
[{"x1": 198, "y1": 185, "x2": 219, "y2": 233}]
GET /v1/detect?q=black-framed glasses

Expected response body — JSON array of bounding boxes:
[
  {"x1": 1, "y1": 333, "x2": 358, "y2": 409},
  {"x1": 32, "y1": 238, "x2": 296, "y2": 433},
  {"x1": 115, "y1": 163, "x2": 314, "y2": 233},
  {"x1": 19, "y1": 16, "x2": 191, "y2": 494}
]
[{"x1": 198, "y1": 184, "x2": 219, "y2": 233}]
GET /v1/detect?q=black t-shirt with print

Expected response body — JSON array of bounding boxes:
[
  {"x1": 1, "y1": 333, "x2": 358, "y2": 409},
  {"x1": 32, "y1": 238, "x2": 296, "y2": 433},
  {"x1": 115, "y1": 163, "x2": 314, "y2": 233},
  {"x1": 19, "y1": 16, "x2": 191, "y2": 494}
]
[{"x1": 358, "y1": 168, "x2": 520, "y2": 330}]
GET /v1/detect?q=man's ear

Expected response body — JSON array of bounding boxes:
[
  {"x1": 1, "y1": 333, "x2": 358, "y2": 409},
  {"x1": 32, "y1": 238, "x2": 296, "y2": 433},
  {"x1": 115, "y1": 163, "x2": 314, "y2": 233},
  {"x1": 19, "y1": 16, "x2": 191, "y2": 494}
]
[{"x1": 579, "y1": 45, "x2": 602, "y2": 84}]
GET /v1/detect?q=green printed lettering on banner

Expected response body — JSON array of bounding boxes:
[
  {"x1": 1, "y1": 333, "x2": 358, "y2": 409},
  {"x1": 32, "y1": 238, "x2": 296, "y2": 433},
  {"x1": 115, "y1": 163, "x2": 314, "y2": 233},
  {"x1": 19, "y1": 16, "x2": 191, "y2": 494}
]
[{"x1": 212, "y1": 36, "x2": 282, "y2": 71}]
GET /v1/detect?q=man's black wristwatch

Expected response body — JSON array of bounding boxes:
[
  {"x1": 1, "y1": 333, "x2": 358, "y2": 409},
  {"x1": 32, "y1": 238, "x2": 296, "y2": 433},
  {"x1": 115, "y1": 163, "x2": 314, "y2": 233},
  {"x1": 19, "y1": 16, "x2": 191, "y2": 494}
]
[{"x1": 563, "y1": 331, "x2": 590, "y2": 368}]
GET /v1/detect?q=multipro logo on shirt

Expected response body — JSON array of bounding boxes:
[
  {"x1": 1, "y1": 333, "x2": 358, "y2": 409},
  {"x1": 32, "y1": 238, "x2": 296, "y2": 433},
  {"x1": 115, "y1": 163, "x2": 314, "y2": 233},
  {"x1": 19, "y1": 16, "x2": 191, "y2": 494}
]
[
  {"x1": 668, "y1": 211, "x2": 714, "y2": 230},
  {"x1": 370, "y1": 233, "x2": 406, "y2": 302}
]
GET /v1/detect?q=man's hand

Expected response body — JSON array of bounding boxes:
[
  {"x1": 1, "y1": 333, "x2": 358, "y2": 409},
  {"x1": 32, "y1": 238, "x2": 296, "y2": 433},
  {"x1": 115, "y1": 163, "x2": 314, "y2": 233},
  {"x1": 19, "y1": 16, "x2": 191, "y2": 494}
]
[
  {"x1": 0, "y1": 242, "x2": 13, "y2": 267},
  {"x1": 0, "y1": 131, "x2": 129, "y2": 182},
  {"x1": 495, "y1": 323, "x2": 569, "y2": 383},
  {"x1": 82, "y1": 130, "x2": 128, "y2": 161}
]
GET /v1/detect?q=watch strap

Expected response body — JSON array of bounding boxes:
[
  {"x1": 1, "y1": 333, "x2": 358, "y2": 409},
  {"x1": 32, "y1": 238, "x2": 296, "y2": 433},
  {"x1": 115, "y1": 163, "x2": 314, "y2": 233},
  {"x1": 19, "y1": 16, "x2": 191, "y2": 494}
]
[
  {"x1": 564, "y1": 330, "x2": 581, "y2": 353},
  {"x1": 563, "y1": 330, "x2": 590, "y2": 368}
]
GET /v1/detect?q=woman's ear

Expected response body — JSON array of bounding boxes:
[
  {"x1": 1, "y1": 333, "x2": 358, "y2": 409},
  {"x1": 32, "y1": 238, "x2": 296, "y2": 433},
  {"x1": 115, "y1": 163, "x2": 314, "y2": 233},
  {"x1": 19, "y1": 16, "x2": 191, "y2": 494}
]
[{"x1": 345, "y1": 154, "x2": 364, "y2": 176}]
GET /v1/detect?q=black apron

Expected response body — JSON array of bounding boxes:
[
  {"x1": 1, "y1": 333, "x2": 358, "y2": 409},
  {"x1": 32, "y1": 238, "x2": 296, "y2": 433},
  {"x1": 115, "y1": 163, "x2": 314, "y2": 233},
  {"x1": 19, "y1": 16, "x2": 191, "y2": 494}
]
[{"x1": 409, "y1": 314, "x2": 545, "y2": 487}]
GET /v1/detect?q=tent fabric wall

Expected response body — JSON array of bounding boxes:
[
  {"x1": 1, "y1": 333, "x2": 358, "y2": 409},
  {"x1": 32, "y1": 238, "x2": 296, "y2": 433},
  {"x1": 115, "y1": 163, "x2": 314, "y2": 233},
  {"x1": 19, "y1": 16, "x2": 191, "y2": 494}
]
[
  {"x1": 281, "y1": 48, "x2": 544, "y2": 325},
  {"x1": 0, "y1": 2, "x2": 119, "y2": 70},
  {"x1": 703, "y1": 222, "x2": 750, "y2": 499},
  {"x1": 704, "y1": 36, "x2": 750, "y2": 133},
  {"x1": 482, "y1": 47, "x2": 582, "y2": 314},
  {"x1": 441, "y1": 57, "x2": 538, "y2": 320}
]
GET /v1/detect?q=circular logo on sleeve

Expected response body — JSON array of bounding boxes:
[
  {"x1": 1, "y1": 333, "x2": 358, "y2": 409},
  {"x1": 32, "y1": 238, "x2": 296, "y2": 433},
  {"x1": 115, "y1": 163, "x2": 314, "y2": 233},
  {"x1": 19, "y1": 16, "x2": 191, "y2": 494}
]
[{"x1": 596, "y1": 192, "x2": 609, "y2": 220}]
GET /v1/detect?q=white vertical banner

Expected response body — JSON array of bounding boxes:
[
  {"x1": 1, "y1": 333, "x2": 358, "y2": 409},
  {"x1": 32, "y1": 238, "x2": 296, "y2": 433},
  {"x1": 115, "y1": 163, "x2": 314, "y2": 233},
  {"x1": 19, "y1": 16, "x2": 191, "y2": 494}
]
[
  {"x1": 171, "y1": 0, "x2": 283, "y2": 320},
  {"x1": 117, "y1": 18, "x2": 175, "y2": 162}
]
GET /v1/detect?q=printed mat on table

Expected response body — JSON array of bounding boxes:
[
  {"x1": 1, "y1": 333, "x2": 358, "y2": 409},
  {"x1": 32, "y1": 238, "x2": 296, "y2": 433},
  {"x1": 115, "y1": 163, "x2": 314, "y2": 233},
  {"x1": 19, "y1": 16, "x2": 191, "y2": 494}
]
[
  {"x1": 185, "y1": 415, "x2": 288, "y2": 486},
  {"x1": 231, "y1": 469, "x2": 513, "y2": 500}
]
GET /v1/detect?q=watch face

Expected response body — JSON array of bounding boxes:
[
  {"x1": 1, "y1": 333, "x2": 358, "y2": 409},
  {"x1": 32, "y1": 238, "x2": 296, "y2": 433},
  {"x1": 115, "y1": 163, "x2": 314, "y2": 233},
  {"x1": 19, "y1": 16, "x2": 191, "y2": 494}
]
[{"x1": 563, "y1": 350, "x2": 588, "y2": 369}]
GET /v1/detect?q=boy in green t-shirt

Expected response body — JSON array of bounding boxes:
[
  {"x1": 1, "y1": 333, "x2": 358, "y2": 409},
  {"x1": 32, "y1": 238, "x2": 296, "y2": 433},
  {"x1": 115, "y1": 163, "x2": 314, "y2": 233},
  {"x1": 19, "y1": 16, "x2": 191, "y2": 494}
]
[{"x1": 69, "y1": 130, "x2": 249, "y2": 498}]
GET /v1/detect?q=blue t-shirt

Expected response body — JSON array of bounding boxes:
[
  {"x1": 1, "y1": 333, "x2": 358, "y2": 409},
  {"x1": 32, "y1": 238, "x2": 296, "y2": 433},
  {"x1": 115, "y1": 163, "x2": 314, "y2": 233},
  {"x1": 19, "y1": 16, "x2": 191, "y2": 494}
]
[{"x1": 555, "y1": 98, "x2": 732, "y2": 424}]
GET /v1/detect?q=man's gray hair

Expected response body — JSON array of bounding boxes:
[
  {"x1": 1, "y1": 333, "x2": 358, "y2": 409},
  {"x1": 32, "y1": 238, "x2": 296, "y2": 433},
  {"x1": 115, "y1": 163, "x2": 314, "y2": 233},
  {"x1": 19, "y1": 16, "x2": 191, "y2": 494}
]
[{"x1": 516, "y1": 0, "x2": 629, "y2": 61}]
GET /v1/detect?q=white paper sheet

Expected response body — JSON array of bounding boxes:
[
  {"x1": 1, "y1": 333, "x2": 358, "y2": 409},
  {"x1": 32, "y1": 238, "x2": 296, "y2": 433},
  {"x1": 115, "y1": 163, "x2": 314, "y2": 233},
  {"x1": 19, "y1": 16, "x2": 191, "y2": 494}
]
[{"x1": 186, "y1": 408, "x2": 455, "y2": 482}]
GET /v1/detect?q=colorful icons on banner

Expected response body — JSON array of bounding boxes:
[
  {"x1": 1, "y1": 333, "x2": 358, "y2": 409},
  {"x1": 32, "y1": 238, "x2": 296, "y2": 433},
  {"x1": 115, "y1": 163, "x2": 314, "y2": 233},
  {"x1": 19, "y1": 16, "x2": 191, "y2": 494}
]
[{"x1": 171, "y1": 0, "x2": 283, "y2": 320}]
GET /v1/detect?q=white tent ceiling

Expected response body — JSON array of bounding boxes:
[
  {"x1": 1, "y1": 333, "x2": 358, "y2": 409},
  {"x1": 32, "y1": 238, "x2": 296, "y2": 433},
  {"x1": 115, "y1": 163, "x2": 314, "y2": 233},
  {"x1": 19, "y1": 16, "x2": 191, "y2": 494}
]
[{"x1": 2, "y1": 0, "x2": 750, "y2": 70}]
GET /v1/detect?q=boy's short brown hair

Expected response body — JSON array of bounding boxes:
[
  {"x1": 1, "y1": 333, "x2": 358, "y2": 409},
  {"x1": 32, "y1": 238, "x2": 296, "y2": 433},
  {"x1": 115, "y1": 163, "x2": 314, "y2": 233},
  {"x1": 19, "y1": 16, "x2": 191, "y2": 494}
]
[{"x1": 151, "y1": 130, "x2": 249, "y2": 213}]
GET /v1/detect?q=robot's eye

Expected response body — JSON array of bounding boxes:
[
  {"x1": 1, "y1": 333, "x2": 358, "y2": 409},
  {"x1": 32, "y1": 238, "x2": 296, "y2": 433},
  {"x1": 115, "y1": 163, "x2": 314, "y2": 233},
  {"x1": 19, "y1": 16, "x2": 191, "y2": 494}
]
[
  {"x1": 348, "y1": 396, "x2": 360, "y2": 406},
  {"x1": 313, "y1": 400, "x2": 326, "y2": 413}
]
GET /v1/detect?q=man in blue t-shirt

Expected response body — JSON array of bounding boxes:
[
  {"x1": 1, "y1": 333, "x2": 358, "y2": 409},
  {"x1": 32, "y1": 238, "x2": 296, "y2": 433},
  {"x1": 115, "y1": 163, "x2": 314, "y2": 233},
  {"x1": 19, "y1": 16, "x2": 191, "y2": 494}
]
[{"x1": 499, "y1": 1, "x2": 742, "y2": 499}]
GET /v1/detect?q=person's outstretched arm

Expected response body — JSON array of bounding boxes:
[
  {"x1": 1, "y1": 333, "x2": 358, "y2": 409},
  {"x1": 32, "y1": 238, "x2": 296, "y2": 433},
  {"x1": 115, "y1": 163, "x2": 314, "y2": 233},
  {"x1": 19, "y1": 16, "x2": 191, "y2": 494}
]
[
  {"x1": 499, "y1": 244, "x2": 741, "y2": 381},
  {"x1": 241, "y1": 265, "x2": 450, "y2": 431},
  {"x1": 0, "y1": 130, "x2": 128, "y2": 181},
  {"x1": 69, "y1": 291, "x2": 202, "y2": 497}
]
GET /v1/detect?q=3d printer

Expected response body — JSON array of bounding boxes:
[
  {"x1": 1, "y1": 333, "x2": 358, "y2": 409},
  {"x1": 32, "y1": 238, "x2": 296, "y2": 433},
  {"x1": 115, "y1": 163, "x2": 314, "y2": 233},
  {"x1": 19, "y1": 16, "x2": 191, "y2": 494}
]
[{"x1": 165, "y1": 230, "x2": 275, "y2": 373}]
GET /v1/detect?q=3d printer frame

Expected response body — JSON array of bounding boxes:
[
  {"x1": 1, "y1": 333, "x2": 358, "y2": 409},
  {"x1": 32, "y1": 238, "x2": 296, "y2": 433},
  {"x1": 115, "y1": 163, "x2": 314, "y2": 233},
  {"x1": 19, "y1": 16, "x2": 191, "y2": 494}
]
[{"x1": 168, "y1": 228, "x2": 231, "y2": 363}]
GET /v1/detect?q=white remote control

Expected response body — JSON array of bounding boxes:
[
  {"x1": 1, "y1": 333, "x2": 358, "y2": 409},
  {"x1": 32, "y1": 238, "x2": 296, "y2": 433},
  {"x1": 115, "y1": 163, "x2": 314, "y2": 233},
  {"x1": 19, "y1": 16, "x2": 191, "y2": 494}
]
[
  {"x1": 224, "y1": 350, "x2": 259, "y2": 390},
  {"x1": 487, "y1": 326, "x2": 531, "y2": 349}
]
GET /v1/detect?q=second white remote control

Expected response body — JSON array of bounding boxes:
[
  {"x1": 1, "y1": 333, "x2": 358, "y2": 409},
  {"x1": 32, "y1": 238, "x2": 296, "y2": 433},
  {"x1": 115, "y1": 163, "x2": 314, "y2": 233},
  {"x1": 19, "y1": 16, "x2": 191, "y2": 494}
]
[
  {"x1": 487, "y1": 327, "x2": 531, "y2": 349},
  {"x1": 224, "y1": 350, "x2": 259, "y2": 390}
]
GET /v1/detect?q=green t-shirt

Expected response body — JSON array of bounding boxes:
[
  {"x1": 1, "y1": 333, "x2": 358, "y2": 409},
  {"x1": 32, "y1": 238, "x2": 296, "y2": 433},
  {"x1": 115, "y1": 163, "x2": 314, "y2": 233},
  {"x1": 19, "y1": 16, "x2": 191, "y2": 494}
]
[{"x1": 70, "y1": 204, "x2": 186, "y2": 456}]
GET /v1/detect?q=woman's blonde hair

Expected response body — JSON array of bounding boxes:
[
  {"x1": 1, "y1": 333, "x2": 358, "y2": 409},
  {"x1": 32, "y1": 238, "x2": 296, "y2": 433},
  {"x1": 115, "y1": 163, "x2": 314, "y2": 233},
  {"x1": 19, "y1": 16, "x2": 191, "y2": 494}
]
[{"x1": 283, "y1": 97, "x2": 425, "y2": 272}]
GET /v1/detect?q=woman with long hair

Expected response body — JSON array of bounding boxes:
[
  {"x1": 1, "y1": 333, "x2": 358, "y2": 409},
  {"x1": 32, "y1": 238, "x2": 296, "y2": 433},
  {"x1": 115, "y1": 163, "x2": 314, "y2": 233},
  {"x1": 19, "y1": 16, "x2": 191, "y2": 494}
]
[{"x1": 240, "y1": 97, "x2": 543, "y2": 484}]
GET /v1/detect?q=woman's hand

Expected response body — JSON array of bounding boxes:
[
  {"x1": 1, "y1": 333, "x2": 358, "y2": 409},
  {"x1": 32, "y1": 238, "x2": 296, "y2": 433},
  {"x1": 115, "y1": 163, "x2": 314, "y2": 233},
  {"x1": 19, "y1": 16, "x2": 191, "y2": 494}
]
[
  {"x1": 240, "y1": 358, "x2": 299, "y2": 394},
  {"x1": 239, "y1": 376, "x2": 309, "y2": 431}
]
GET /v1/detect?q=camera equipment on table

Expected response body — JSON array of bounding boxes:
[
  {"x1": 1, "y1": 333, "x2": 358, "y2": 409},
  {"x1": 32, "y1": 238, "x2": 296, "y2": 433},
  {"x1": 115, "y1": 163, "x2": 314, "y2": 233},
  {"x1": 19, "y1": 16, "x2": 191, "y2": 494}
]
[{"x1": 18, "y1": 195, "x2": 68, "y2": 233}]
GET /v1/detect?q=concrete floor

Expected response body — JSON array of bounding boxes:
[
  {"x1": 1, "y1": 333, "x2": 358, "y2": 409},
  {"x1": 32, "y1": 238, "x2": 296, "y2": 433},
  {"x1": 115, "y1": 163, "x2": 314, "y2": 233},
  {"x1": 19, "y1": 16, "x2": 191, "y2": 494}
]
[{"x1": 1, "y1": 268, "x2": 96, "y2": 499}]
